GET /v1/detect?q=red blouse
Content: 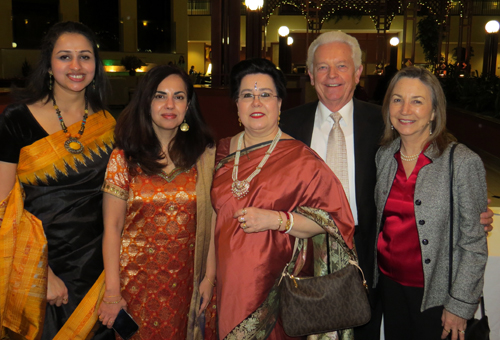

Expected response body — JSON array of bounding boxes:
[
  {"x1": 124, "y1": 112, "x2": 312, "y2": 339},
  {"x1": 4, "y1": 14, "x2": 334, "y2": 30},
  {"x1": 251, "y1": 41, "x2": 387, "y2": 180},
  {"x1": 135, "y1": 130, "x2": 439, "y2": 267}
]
[{"x1": 377, "y1": 150, "x2": 431, "y2": 288}]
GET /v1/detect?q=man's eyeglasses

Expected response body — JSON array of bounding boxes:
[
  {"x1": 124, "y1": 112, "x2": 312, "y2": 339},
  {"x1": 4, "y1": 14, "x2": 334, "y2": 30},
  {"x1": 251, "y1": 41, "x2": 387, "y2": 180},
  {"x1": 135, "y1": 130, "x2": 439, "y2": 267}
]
[{"x1": 238, "y1": 92, "x2": 279, "y2": 103}]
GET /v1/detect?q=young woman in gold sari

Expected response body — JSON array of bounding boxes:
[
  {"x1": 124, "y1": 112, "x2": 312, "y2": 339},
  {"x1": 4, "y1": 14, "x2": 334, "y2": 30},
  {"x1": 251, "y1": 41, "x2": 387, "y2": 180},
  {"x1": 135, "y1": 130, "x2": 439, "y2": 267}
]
[
  {"x1": 199, "y1": 59, "x2": 357, "y2": 340},
  {"x1": 0, "y1": 22, "x2": 115, "y2": 339}
]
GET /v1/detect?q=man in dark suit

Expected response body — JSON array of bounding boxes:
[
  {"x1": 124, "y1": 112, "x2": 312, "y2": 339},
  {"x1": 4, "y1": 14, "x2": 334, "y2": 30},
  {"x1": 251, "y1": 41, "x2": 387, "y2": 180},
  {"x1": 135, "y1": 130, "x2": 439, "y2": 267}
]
[
  {"x1": 281, "y1": 31, "x2": 384, "y2": 340},
  {"x1": 281, "y1": 31, "x2": 494, "y2": 340}
]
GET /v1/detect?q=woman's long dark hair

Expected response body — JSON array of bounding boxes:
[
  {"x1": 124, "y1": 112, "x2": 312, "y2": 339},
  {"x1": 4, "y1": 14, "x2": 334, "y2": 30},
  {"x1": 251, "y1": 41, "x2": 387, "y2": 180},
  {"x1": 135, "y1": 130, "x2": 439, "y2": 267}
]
[
  {"x1": 14, "y1": 21, "x2": 108, "y2": 112},
  {"x1": 115, "y1": 65, "x2": 214, "y2": 175}
]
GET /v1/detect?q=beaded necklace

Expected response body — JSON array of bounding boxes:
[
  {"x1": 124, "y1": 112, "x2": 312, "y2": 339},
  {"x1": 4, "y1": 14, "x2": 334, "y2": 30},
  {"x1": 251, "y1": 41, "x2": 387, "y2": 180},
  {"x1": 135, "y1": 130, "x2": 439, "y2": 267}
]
[
  {"x1": 53, "y1": 97, "x2": 89, "y2": 154},
  {"x1": 231, "y1": 129, "x2": 282, "y2": 199},
  {"x1": 400, "y1": 149, "x2": 420, "y2": 162}
]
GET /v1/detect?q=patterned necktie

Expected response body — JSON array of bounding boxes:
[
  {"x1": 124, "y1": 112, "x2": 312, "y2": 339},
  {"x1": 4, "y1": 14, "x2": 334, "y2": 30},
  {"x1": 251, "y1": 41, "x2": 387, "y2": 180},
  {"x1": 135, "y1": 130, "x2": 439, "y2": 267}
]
[{"x1": 326, "y1": 112, "x2": 349, "y2": 198}]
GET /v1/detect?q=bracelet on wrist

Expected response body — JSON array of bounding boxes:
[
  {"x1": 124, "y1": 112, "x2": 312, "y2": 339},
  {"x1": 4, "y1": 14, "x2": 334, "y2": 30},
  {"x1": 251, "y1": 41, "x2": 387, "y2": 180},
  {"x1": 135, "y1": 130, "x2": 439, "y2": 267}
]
[
  {"x1": 285, "y1": 213, "x2": 293, "y2": 234},
  {"x1": 277, "y1": 211, "x2": 284, "y2": 231},
  {"x1": 102, "y1": 297, "x2": 123, "y2": 304},
  {"x1": 206, "y1": 276, "x2": 216, "y2": 287},
  {"x1": 280, "y1": 212, "x2": 291, "y2": 234},
  {"x1": 285, "y1": 212, "x2": 294, "y2": 234},
  {"x1": 104, "y1": 294, "x2": 121, "y2": 298}
]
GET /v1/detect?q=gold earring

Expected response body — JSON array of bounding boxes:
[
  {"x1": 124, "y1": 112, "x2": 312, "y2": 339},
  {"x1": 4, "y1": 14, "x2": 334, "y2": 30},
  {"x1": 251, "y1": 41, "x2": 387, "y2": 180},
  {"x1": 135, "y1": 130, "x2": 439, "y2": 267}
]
[
  {"x1": 92, "y1": 79, "x2": 96, "y2": 90},
  {"x1": 49, "y1": 72, "x2": 53, "y2": 91},
  {"x1": 278, "y1": 111, "x2": 281, "y2": 124},
  {"x1": 238, "y1": 117, "x2": 242, "y2": 127},
  {"x1": 180, "y1": 120, "x2": 189, "y2": 132}
]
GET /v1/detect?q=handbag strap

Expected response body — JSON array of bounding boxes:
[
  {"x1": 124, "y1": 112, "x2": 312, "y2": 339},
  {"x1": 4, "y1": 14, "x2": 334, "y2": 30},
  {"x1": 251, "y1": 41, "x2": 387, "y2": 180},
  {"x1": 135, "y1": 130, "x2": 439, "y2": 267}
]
[
  {"x1": 447, "y1": 143, "x2": 486, "y2": 315},
  {"x1": 280, "y1": 236, "x2": 367, "y2": 290},
  {"x1": 447, "y1": 143, "x2": 457, "y2": 294}
]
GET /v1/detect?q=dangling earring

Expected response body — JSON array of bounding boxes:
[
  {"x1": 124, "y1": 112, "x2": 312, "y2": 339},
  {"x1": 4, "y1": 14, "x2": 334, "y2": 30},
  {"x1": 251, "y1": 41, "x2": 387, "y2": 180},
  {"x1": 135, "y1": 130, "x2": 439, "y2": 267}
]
[
  {"x1": 238, "y1": 117, "x2": 242, "y2": 127},
  {"x1": 49, "y1": 72, "x2": 53, "y2": 91},
  {"x1": 278, "y1": 111, "x2": 281, "y2": 124},
  {"x1": 390, "y1": 124, "x2": 394, "y2": 130},
  {"x1": 429, "y1": 122, "x2": 433, "y2": 135},
  {"x1": 92, "y1": 79, "x2": 96, "y2": 90},
  {"x1": 180, "y1": 119, "x2": 189, "y2": 132}
]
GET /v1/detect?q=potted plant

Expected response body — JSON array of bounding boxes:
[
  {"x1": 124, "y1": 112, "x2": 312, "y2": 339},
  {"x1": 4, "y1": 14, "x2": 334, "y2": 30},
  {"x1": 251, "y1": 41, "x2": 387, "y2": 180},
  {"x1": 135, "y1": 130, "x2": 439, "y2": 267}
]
[
  {"x1": 416, "y1": 14, "x2": 442, "y2": 69},
  {"x1": 121, "y1": 55, "x2": 145, "y2": 76}
]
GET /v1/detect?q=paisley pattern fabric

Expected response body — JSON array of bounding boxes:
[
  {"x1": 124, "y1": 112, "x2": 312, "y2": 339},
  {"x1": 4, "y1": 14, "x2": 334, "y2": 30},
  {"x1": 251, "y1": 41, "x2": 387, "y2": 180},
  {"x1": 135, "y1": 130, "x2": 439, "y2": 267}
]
[{"x1": 103, "y1": 149, "x2": 216, "y2": 340}]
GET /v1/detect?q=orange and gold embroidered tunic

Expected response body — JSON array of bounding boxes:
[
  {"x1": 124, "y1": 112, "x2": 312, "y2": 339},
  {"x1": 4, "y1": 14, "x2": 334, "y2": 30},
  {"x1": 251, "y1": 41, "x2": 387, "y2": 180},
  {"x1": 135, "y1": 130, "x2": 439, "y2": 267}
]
[{"x1": 103, "y1": 149, "x2": 215, "y2": 340}]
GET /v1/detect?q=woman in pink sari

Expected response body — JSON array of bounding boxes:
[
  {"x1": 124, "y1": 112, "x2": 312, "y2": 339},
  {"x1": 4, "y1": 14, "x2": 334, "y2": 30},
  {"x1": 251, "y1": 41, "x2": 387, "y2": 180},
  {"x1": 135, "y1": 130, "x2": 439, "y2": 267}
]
[{"x1": 198, "y1": 59, "x2": 357, "y2": 340}]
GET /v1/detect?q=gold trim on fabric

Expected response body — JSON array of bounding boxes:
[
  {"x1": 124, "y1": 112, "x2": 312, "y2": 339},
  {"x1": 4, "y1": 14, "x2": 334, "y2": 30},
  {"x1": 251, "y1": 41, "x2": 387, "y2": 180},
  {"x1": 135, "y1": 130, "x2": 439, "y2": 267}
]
[
  {"x1": 0, "y1": 179, "x2": 47, "y2": 340},
  {"x1": 215, "y1": 138, "x2": 294, "y2": 171},
  {"x1": 53, "y1": 271, "x2": 105, "y2": 340},
  {"x1": 17, "y1": 111, "x2": 115, "y2": 185},
  {"x1": 157, "y1": 167, "x2": 191, "y2": 182},
  {"x1": 102, "y1": 182, "x2": 128, "y2": 201},
  {"x1": 224, "y1": 283, "x2": 279, "y2": 340}
]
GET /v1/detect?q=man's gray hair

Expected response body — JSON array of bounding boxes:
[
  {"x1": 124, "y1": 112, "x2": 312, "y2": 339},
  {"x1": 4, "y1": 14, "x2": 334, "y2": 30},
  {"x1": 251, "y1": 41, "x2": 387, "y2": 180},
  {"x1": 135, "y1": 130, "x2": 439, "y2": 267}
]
[{"x1": 306, "y1": 31, "x2": 362, "y2": 72}]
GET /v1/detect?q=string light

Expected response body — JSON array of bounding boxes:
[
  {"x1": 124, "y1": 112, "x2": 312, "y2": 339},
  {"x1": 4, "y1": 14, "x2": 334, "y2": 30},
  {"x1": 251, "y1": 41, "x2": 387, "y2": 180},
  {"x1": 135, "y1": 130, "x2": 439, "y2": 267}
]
[{"x1": 262, "y1": 0, "x2": 456, "y2": 31}]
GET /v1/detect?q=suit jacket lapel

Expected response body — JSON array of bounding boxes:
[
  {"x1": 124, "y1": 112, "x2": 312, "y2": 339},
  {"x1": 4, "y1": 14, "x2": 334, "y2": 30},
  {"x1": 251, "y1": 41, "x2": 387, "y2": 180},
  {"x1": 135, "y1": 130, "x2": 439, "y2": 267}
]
[{"x1": 293, "y1": 101, "x2": 316, "y2": 146}]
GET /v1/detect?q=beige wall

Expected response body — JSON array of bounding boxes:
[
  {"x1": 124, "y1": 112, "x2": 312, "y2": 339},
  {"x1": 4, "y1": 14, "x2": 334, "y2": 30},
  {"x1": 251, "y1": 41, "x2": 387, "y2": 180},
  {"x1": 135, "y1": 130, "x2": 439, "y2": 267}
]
[
  {"x1": 120, "y1": 0, "x2": 138, "y2": 52},
  {"x1": 188, "y1": 16, "x2": 211, "y2": 42},
  {"x1": 187, "y1": 42, "x2": 206, "y2": 74},
  {"x1": 0, "y1": 49, "x2": 40, "y2": 79},
  {"x1": 60, "y1": 0, "x2": 79, "y2": 22},
  {"x1": 0, "y1": 1, "x2": 13, "y2": 49},
  {"x1": 173, "y1": 0, "x2": 188, "y2": 55}
]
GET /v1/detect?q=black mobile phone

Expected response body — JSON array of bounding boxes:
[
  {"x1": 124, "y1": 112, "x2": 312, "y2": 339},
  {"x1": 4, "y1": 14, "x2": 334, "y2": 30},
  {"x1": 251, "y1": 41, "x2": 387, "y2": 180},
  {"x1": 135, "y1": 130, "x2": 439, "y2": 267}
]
[{"x1": 112, "y1": 309, "x2": 139, "y2": 340}]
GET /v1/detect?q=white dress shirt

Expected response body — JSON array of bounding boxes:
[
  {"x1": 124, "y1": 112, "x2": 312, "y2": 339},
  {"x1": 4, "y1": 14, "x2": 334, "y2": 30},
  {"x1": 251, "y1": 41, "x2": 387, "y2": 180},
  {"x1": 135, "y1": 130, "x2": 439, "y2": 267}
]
[{"x1": 310, "y1": 99, "x2": 358, "y2": 225}]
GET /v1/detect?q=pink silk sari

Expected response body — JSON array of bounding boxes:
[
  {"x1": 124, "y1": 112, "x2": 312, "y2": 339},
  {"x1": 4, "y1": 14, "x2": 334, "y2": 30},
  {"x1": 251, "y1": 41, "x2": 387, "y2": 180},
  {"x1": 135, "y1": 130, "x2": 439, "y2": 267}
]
[{"x1": 211, "y1": 138, "x2": 355, "y2": 340}]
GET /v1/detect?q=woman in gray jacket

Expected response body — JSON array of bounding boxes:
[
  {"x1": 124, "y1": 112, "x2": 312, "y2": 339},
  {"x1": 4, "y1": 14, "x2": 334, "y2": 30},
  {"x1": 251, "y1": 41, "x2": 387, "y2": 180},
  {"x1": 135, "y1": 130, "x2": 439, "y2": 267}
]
[{"x1": 374, "y1": 66, "x2": 488, "y2": 340}]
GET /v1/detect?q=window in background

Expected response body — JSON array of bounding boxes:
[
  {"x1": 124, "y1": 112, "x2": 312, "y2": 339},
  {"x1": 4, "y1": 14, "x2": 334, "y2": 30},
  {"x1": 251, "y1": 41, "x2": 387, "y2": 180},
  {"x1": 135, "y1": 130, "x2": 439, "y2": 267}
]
[
  {"x1": 80, "y1": 0, "x2": 120, "y2": 51},
  {"x1": 138, "y1": 0, "x2": 173, "y2": 53},
  {"x1": 12, "y1": 0, "x2": 58, "y2": 49}
]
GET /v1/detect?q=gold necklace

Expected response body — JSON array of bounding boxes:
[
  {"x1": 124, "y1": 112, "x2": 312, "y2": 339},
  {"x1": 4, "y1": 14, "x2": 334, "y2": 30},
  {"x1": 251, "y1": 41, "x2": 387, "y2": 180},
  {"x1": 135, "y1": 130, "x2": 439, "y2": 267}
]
[
  {"x1": 400, "y1": 149, "x2": 420, "y2": 162},
  {"x1": 231, "y1": 129, "x2": 282, "y2": 199},
  {"x1": 53, "y1": 97, "x2": 89, "y2": 154}
]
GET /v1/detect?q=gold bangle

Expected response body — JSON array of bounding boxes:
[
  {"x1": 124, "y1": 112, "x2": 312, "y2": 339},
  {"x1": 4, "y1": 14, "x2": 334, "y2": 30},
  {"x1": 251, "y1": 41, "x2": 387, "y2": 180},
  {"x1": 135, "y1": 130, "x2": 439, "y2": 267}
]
[
  {"x1": 102, "y1": 297, "x2": 123, "y2": 304},
  {"x1": 104, "y1": 294, "x2": 121, "y2": 298},
  {"x1": 206, "y1": 276, "x2": 216, "y2": 287},
  {"x1": 277, "y1": 211, "x2": 283, "y2": 231},
  {"x1": 284, "y1": 220, "x2": 291, "y2": 232}
]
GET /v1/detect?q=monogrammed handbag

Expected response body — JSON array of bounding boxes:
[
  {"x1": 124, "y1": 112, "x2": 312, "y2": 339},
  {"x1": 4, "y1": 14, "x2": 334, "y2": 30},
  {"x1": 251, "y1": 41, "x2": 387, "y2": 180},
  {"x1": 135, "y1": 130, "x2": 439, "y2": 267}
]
[{"x1": 279, "y1": 237, "x2": 371, "y2": 337}]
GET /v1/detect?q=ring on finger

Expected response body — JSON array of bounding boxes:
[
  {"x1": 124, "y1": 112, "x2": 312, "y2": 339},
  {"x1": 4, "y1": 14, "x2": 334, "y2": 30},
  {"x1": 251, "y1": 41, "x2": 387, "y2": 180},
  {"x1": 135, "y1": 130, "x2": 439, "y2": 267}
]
[
  {"x1": 240, "y1": 216, "x2": 245, "y2": 222},
  {"x1": 241, "y1": 222, "x2": 247, "y2": 229},
  {"x1": 444, "y1": 329, "x2": 451, "y2": 334},
  {"x1": 242, "y1": 208, "x2": 247, "y2": 215},
  {"x1": 458, "y1": 330, "x2": 465, "y2": 334},
  {"x1": 99, "y1": 316, "x2": 103, "y2": 321}
]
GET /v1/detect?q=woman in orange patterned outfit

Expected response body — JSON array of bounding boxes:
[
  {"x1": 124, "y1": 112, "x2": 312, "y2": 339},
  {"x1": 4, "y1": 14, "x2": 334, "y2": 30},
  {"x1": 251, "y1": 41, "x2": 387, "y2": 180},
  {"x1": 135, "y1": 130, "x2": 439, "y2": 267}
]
[{"x1": 97, "y1": 65, "x2": 216, "y2": 339}]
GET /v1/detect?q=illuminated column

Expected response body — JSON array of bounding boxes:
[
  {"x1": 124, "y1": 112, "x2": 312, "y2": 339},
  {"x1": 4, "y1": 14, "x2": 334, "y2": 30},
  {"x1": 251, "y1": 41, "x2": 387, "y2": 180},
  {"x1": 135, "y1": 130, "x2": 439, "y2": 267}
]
[
  {"x1": 245, "y1": 0, "x2": 263, "y2": 59},
  {"x1": 483, "y1": 20, "x2": 499, "y2": 77},
  {"x1": 278, "y1": 26, "x2": 291, "y2": 74},
  {"x1": 389, "y1": 37, "x2": 399, "y2": 69}
]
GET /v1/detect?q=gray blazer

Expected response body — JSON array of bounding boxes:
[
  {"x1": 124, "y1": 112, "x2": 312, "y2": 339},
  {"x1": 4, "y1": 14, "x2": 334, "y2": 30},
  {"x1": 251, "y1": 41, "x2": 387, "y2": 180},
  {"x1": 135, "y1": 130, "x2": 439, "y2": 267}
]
[{"x1": 373, "y1": 139, "x2": 488, "y2": 319}]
